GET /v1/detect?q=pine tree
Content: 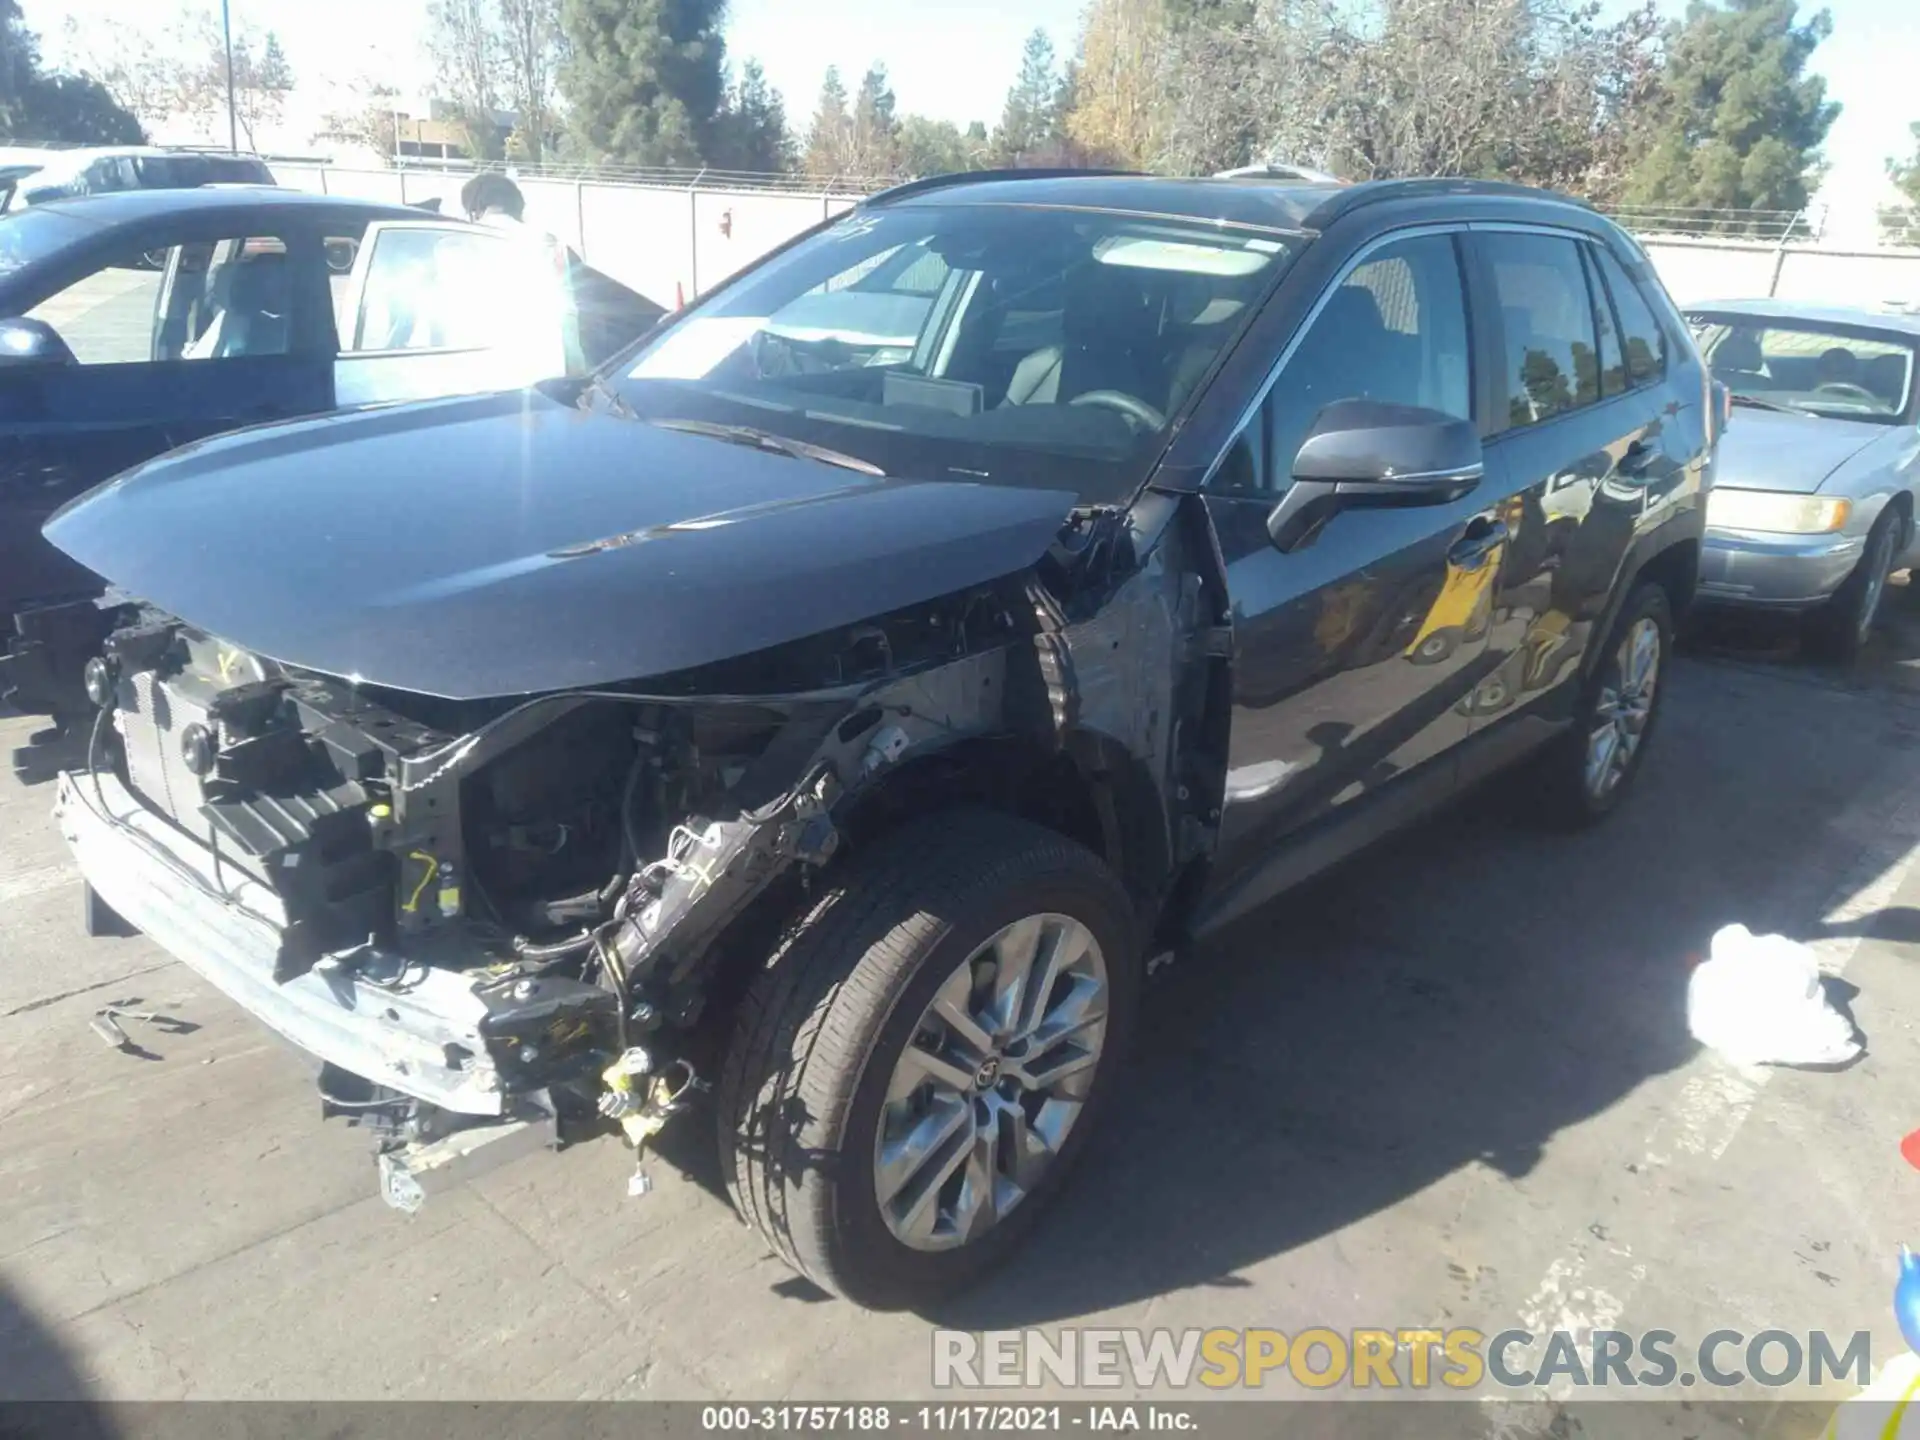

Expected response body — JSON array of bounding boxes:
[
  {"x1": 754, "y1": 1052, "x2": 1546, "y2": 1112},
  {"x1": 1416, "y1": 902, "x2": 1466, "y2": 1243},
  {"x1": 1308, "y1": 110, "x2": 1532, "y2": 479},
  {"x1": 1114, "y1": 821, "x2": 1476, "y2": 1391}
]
[
  {"x1": 559, "y1": 0, "x2": 726, "y2": 167},
  {"x1": 896, "y1": 114, "x2": 990, "y2": 176},
  {"x1": 0, "y1": 0, "x2": 40, "y2": 136},
  {"x1": 803, "y1": 66, "x2": 851, "y2": 178},
  {"x1": 848, "y1": 64, "x2": 899, "y2": 177},
  {"x1": 257, "y1": 32, "x2": 294, "y2": 91},
  {"x1": 993, "y1": 29, "x2": 1061, "y2": 165},
  {"x1": 713, "y1": 59, "x2": 793, "y2": 173},
  {"x1": 1621, "y1": 0, "x2": 1839, "y2": 219}
]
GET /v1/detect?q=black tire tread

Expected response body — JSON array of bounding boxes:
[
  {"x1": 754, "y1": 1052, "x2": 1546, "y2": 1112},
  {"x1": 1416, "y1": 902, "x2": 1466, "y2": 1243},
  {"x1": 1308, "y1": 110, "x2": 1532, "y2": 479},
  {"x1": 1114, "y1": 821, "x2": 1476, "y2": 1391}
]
[
  {"x1": 718, "y1": 808, "x2": 1129, "y2": 1302},
  {"x1": 1805, "y1": 512, "x2": 1897, "y2": 665}
]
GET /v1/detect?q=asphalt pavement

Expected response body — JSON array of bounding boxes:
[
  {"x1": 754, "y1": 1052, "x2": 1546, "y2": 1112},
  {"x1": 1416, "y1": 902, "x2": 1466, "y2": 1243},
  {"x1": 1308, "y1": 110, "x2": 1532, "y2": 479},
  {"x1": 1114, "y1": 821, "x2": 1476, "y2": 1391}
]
[{"x1": 7, "y1": 592, "x2": 1920, "y2": 1423}]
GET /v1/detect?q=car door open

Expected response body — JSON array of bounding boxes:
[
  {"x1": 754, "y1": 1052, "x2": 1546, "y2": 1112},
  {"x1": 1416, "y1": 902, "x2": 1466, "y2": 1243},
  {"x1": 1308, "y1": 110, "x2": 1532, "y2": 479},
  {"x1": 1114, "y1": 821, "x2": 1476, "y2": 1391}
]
[
  {"x1": 333, "y1": 220, "x2": 578, "y2": 407},
  {"x1": 3, "y1": 227, "x2": 329, "y2": 624}
]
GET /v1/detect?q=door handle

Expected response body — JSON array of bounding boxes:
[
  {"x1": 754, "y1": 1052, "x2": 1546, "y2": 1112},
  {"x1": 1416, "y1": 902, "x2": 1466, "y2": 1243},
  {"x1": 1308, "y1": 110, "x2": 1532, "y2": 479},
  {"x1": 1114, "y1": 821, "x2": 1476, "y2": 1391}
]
[{"x1": 1448, "y1": 518, "x2": 1510, "y2": 567}]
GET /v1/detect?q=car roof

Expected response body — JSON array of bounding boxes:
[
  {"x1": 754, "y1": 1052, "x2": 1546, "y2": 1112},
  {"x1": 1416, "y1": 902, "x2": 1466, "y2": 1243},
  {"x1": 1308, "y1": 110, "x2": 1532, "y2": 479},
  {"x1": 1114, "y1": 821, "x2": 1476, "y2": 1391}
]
[
  {"x1": 872, "y1": 172, "x2": 1595, "y2": 235},
  {"x1": 882, "y1": 174, "x2": 1341, "y2": 231},
  {"x1": 0, "y1": 144, "x2": 270, "y2": 163},
  {"x1": 30, "y1": 186, "x2": 422, "y2": 227},
  {"x1": 1684, "y1": 297, "x2": 1920, "y2": 339}
]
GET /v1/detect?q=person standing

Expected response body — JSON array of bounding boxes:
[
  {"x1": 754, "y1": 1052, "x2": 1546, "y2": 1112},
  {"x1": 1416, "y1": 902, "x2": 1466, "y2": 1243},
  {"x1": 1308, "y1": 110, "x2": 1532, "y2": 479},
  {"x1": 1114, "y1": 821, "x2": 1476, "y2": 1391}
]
[{"x1": 457, "y1": 172, "x2": 586, "y2": 370}]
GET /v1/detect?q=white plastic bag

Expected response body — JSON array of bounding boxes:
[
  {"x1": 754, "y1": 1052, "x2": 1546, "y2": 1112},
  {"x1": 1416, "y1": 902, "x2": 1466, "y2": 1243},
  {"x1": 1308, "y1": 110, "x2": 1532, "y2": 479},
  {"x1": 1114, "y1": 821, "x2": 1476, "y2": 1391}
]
[{"x1": 1686, "y1": 923, "x2": 1863, "y2": 1067}]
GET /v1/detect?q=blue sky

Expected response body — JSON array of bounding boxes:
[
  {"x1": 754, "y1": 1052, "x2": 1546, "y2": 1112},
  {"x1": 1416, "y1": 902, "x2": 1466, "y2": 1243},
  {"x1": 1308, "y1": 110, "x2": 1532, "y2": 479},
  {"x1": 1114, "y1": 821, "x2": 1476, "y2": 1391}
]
[{"x1": 26, "y1": 0, "x2": 1919, "y2": 235}]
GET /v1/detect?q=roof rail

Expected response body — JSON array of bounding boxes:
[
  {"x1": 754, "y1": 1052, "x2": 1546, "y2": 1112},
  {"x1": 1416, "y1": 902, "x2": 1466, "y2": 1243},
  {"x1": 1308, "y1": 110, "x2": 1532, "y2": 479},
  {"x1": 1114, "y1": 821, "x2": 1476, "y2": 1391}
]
[
  {"x1": 160, "y1": 144, "x2": 269, "y2": 158},
  {"x1": 1300, "y1": 177, "x2": 1593, "y2": 230},
  {"x1": 860, "y1": 167, "x2": 1148, "y2": 208},
  {"x1": 1215, "y1": 162, "x2": 1346, "y2": 185}
]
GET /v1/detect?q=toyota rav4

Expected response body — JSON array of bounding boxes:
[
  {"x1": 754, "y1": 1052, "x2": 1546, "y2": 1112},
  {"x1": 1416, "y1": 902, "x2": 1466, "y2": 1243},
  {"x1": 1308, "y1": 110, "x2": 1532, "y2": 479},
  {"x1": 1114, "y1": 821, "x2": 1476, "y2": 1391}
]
[{"x1": 43, "y1": 172, "x2": 1712, "y2": 1309}]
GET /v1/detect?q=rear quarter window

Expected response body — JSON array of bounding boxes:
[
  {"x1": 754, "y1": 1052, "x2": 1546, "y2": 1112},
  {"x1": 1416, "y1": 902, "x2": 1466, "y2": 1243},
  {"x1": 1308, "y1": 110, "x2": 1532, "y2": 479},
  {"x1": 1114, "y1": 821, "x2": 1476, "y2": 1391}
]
[{"x1": 1591, "y1": 246, "x2": 1666, "y2": 386}]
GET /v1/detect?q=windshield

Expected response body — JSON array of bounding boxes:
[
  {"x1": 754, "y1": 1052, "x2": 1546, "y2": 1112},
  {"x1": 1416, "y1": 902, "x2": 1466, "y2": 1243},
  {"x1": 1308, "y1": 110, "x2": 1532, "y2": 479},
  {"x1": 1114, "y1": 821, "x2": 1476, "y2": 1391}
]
[
  {"x1": 0, "y1": 206, "x2": 94, "y2": 278},
  {"x1": 613, "y1": 202, "x2": 1302, "y2": 501},
  {"x1": 1688, "y1": 314, "x2": 1918, "y2": 423}
]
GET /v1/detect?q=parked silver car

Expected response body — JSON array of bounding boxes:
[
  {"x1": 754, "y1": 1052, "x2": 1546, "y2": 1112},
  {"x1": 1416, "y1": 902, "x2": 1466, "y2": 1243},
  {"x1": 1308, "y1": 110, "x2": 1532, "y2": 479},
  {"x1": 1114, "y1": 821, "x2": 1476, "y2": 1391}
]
[{"x1": 1687, "y1": 300, "x2": 1920, "y2": 659}]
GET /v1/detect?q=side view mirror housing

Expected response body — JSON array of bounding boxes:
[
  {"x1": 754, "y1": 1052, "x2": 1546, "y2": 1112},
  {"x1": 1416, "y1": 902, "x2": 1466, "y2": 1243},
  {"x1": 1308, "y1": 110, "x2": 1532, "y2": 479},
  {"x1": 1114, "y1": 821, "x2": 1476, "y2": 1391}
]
[
  {"x1": 0, "y1": 317, "x2": 78, "y2": 370},
  {"x1": 1266, "y1": 398, "x2": 1483, "y2": 552}
]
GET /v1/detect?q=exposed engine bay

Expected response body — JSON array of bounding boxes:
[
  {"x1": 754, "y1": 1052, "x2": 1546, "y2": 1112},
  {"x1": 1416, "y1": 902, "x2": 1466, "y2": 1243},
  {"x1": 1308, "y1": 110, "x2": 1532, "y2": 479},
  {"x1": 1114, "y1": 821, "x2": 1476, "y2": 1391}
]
[{"x1": 54, "y1": 494, "x2": 1224, "y2": 1209}]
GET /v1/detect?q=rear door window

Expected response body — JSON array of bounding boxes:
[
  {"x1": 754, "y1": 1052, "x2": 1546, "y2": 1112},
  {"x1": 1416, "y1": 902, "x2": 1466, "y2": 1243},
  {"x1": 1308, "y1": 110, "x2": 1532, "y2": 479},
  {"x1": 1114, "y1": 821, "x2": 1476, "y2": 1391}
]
[{"x1": 1482, "y1": 231, "x2": 1602, "y2": 430}]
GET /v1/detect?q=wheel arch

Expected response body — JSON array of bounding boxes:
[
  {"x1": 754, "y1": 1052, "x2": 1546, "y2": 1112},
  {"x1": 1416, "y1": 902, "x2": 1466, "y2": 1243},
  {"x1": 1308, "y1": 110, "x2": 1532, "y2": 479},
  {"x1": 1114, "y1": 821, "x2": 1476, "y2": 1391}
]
[
  {"x1": 1582, "y1": 515, "x2": 1701, "y2": 688},
  {"x1": 832, "y1": 728, "x2": 1177, "y2": 929}
]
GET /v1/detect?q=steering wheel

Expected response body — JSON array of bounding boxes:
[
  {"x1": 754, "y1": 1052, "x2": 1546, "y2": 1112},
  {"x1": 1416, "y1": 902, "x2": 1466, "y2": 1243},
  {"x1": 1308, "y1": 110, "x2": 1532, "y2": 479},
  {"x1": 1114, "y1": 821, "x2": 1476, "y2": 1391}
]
[
  {"x1": 1815, "y1": 381, "x2": 1881, "y2": 404},
  {"x1": 1070, "y1": 389, "x2": 1167, "y2": 431}
]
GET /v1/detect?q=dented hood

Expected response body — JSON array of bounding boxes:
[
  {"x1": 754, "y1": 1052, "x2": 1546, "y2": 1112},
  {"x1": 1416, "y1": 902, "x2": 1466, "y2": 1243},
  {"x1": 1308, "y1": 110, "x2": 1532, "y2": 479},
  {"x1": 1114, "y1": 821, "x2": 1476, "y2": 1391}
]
[{"x1": 45, "y1": 388, "x2": 1077, "y2": 700}]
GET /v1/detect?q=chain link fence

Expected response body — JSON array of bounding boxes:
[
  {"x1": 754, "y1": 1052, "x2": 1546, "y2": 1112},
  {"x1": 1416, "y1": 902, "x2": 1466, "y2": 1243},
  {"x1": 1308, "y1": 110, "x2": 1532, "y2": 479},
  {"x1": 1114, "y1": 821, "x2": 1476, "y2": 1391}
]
[{"x1": 272, "y1": 158, "x2": 1920, "y2": 312}]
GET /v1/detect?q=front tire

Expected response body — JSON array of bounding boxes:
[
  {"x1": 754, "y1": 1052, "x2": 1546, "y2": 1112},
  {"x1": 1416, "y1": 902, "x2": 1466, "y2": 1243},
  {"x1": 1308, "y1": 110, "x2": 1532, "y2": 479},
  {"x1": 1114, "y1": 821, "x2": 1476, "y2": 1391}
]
[
  {"x1": 719, "y1": 810, "x2": 1139, "y2": 1309},
  {"x1": 1805, "y1": 513, "x2": 1898, "y2": 665}
]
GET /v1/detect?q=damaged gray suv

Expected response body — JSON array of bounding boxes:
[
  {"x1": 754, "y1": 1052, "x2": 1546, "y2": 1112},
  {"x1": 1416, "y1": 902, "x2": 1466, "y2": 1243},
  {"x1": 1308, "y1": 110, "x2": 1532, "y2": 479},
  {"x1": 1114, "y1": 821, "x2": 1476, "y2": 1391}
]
[{"x1": 44, "y1": 171, "x2": 1711, "y2": 1309}]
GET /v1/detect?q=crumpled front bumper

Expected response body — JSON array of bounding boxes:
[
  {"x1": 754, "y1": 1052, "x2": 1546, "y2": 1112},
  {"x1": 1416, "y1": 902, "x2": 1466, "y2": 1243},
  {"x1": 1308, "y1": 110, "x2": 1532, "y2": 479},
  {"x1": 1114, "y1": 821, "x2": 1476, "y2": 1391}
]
[{"x1": 55, "y1": 768, "x2": 508, "y2": 1115}]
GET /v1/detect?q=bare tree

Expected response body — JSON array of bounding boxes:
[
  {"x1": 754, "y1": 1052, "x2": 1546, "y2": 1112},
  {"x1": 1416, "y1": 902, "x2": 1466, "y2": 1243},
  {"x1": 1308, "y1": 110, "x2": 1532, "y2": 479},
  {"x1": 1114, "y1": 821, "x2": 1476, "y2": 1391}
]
[
  {"x1": 1067, "y1": 0, "x2": 1170, "y2": 167},
  {"x1": 316, "y1": 77, "x2": 404, "y2": 160},
  {"x1": 167, "y1": 8, "x2": 296, "y2": 150},
  {"x1": 497, "y1": 0, "x2": 561, "y2": 161},
  {"x1": 427, "y1": 0, "x2": 502, "y2": 159},
  {"x1": 1154, "y1": 0, "x2": 1665, "y2": 202}
]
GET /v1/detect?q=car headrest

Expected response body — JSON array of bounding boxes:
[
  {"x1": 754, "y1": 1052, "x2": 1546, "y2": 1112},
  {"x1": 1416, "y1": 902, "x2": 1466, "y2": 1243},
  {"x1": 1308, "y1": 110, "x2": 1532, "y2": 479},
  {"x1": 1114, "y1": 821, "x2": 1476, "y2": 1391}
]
[
  {"x1": 1323, "y1": 284, "x2": 1388, "y2": 342},
  {"x1": 1713, "y1": 330, "x2": 1764, "y2": 373},
  {"x1": 1061, "y1": 261, "x2": 1157, "y2": 350},
  {"x1": 1864, "y1": 352, "x2": 1908, "y2": 403},
  {"x1": 220, "y1": 253, "x2": 290, "y2": 313},
  {"x1": 1817, "y1": 346, "x2": 1860, "y2": 383}
]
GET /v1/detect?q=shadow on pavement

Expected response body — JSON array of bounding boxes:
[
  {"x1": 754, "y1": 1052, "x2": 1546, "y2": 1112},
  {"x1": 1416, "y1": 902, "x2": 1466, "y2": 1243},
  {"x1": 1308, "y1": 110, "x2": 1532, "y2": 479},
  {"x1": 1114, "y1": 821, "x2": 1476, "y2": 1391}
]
[
  {"x1": 0, "y1": 1276, "x2": 119, "y2": 1436},
  {"x1": 919, "y1": 645, "x2": 1917, "y2": 1327}
]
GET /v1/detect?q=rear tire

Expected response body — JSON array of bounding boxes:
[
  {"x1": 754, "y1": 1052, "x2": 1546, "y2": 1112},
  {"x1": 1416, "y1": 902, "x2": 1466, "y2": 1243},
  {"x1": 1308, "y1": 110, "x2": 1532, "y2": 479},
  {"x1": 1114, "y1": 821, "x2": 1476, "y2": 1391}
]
[
  {"x1": 1409, "y1": 627, "x2": 1461, "y2": 665},
  {"x1": 719, "y1": 809, "x2": 1139, "y2": 1309},
  {"x1": 1527, "y1": 581, "x2": 1672, "y2": 829},
  {"x1": 1805, "y1": 513, "x2": 1897, "y2": 665}
]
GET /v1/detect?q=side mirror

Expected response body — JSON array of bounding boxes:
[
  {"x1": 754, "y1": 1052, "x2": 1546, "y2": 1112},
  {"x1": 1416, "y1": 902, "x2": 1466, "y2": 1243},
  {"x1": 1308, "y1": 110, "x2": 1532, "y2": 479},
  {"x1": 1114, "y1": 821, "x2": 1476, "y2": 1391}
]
[
  {"x1": 0, "y1": 317, "x2": 78, "y2": 370},
  {"x1": 1267, "y1": 398, "x2": 1482, "y2": 552}
]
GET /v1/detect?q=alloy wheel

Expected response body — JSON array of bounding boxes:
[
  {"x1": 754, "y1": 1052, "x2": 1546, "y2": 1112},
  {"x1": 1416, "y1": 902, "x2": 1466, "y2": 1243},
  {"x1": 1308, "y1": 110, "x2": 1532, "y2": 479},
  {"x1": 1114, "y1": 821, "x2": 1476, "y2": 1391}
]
[
  {"x1": 872, "y1": 914, "x2": 1109, "y2": 1252},
  {"x1": 1584, "y1": 616, "x2": 1661, "y2": 800}
]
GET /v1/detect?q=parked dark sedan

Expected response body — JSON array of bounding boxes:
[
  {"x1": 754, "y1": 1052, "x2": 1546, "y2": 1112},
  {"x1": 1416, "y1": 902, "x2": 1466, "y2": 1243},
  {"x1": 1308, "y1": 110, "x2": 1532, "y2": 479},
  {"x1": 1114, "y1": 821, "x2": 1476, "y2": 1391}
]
[{"x1": 0, "y1": 187, "x2": 665, "y2": 723}]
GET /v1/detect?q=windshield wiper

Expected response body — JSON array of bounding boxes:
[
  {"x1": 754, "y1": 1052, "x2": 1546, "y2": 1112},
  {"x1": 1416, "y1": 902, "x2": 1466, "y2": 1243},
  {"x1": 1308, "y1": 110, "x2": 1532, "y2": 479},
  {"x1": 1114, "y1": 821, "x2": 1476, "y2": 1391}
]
[
  {"x1": 1728, "y1": 393, "x2": 1798, "y2": 414},
  {"x1": 649, "y1": 418, "x2": 886, "y2": 476}
]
